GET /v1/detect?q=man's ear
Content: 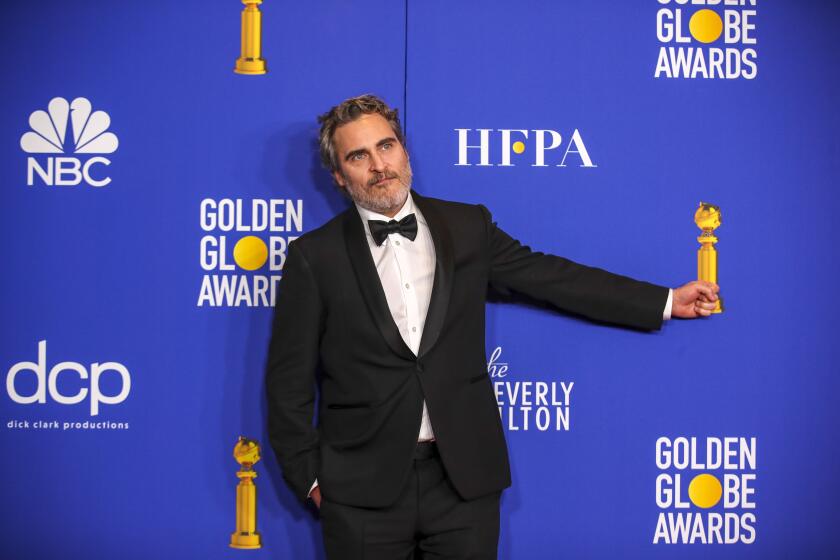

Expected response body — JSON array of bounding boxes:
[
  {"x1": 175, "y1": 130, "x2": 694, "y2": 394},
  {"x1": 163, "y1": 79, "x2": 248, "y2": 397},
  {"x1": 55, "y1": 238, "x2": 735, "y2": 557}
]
[{"x1": 332, "y1": 170, "x2": 346, "y2": 188}]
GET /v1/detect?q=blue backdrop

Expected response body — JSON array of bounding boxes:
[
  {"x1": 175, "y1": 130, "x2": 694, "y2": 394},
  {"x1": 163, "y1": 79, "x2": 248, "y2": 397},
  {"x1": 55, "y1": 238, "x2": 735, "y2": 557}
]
[{"x1": 2, "y1": 0, "x2": 839, "y2": 558}]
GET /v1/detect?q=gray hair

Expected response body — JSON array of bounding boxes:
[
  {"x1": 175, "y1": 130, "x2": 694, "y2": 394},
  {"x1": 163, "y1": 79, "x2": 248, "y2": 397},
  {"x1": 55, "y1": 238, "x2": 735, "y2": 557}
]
[{"x1": 317, "y1": 94, "x2": 405, "y2": 173}]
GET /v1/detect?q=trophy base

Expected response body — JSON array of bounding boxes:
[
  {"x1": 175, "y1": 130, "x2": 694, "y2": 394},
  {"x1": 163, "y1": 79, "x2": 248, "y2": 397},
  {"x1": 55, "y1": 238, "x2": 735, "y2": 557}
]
[
  {"x1": 235, "y1": 57, "x2": 267, "y2": 75},
  {"x1": 230, "y1": 532, "x2": 261, "y2": 549}
]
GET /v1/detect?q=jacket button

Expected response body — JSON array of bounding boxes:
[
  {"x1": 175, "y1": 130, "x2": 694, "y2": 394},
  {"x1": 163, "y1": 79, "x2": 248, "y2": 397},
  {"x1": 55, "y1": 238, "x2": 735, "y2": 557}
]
[{"x1": 416, "y1": 362, "x2": 424, "y2": 372}]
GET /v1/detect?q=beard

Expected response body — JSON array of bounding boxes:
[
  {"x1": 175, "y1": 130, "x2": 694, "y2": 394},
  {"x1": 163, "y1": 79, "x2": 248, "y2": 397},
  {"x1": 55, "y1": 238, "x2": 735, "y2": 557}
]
[{"x1": 342, "y1": 160, "x2": 413, "y2": 216}]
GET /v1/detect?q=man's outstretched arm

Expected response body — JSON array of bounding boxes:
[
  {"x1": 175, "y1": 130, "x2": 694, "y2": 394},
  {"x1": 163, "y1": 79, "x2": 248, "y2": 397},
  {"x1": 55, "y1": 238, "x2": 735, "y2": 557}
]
[
  {"x1": 480, "y1": 205, "x2": 715, "y2": 329},
  {"x1": 265, "y1": 241, "x2": 324, "y2": 502},
  {"x1": 480, "y1": 204, "x2": 669, "y2": 330}
]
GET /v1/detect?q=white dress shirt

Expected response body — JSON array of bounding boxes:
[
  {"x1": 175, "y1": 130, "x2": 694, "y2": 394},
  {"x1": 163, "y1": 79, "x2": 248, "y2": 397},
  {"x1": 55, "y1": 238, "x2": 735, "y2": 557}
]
[{"x1": 355, "y1": 193, "x2": 438, "y2": 441}]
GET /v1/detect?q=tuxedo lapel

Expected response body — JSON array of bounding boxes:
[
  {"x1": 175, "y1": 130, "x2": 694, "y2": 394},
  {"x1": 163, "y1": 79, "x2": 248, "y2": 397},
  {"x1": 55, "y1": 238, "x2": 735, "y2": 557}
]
[
  {"x1": 342, "y1": 209, "x2": 416, "y2": 360},
  {"x1": 412, "y1": 192, "x2": 454, "y2": 359}
]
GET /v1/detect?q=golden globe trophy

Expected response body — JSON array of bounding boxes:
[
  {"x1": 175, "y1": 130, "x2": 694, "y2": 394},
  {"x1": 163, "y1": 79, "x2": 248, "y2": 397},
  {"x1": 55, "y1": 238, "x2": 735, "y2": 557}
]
[
  {"x1": 694, "y1": 202, "x2": 723, "y2": 313},
  {"x1": 234, "y1": 0, "x2": 267, "y2": 75},
  {"x1": 230, "y1": 436, "x2": 262, "y2": 549}
]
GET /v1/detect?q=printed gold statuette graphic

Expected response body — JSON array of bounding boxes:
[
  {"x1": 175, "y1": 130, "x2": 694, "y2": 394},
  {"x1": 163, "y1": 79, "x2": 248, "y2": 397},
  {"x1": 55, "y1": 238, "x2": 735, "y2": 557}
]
[
  {"x1": 230, "y1": 437, "x2": 262, "y2": 549},
  {"x1": 234, "y1": 0, "x2": 267, "y2": 75},
  {"x1": 695, "y1": 202, "x2": 723, "y2": 313}
]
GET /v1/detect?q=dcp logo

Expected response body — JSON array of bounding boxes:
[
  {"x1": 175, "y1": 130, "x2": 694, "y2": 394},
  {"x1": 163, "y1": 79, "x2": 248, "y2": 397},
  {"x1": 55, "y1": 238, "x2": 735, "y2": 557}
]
[
  {"x1": 20, "y1": 97, "x2": 119, "y2": 187},
  {"x1": 6, "y1": 340, "x2": 131, "y2": 416}
]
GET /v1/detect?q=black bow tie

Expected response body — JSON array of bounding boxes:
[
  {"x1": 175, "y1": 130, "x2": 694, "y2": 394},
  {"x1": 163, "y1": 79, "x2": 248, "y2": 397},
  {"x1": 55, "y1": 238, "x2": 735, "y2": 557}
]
[{"x1": 368, "y1": 213, "x2": 418, "y2": 246}]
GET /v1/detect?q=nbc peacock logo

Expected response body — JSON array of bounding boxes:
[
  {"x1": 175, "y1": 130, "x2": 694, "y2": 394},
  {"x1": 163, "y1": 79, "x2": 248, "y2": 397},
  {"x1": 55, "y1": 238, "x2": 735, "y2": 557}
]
[{"x1": 20, "y1": 97, "x2": 118, "y2": 187}]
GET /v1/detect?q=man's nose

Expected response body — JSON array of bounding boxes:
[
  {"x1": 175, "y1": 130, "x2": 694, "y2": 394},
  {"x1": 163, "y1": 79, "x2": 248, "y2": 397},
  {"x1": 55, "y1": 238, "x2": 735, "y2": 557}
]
[{"x1": 369, "y1": 151, "x2": 386, "y2": 172}]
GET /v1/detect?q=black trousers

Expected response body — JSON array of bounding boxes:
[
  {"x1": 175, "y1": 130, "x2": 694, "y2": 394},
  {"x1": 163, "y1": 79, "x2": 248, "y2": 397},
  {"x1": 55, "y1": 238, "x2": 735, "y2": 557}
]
[{"x1": 320, "y1": 442, "x2": 501, "y2": 559}]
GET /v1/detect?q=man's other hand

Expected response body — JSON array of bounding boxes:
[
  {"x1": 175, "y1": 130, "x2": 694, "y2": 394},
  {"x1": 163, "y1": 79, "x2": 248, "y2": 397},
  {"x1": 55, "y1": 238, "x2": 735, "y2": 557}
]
[
  {"x1": 672, "y1": 281, "x2": 720, "y2": 318},
  {"x1": 311, "y1": 485, "x2": 322, "y2": 509}
]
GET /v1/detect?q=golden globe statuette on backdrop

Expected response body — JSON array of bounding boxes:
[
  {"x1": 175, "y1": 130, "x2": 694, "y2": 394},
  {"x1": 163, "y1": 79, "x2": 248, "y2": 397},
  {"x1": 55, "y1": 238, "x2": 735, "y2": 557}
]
[
  {"x1": 234, "y1": 0, "x2": 267, "y2": 75},
  {"x1": 695, "y1": 202, "x2": 723, "y2": 313},
  {"x1": 230, "y1": 437, "x2": 262, "y2": 549}
]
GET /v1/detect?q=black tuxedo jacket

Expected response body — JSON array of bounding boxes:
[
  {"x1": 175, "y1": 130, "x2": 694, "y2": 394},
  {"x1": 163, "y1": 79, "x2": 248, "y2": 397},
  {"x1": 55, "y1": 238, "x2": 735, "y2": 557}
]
[{"x1": 266, "y1": 191, "x2": 669, "y2": 508}]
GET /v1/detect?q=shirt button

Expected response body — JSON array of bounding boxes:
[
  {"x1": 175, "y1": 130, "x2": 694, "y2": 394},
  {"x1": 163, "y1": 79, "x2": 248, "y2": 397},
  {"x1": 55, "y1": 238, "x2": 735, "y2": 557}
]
[
  {"x1": 405, "y1": 283, "x2": 410, "y2": 289},
  {"x1": 395, "y1": 240, "x2": 401, "y2": 246},
  {"x1": 412, "y1": 327, "x2": 417, "y2": 332}
]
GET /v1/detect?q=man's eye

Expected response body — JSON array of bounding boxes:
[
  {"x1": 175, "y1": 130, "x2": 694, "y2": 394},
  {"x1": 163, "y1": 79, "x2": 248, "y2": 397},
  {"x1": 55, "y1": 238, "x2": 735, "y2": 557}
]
[
  {"x1": 381, "y1": 142, "x2": 392, "y2": 150},
  {"x1": 351, "y1": 153, "x2": 367, "y2": 161}
]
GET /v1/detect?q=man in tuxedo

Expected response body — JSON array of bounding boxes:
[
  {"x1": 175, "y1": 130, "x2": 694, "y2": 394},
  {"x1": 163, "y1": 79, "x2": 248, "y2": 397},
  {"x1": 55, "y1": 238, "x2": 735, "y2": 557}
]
[{"x1": 266, "y1": 94, "x2": 719, "y2": 559}]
